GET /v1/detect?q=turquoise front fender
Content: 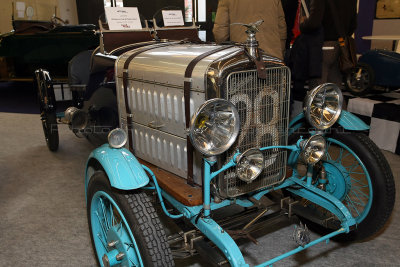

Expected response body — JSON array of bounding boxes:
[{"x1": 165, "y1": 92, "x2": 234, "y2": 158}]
[
  {"x1": 289, "y1": 110, "x2": 369, "y2": 134},
  {"x1": 85, "y1": 144, "x2": 149, "y2": 197},
  {"x1": 337, "y1": 110, "x2": 370, "y2": 130}
]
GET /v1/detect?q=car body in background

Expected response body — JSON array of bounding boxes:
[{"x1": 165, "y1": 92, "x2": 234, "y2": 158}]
[
  {"x1": 0, "y1": 18, "x2": 99, "y2": 82},
  {"x1": 346, "y1": 49, "x2": 400, "y2": 96}
]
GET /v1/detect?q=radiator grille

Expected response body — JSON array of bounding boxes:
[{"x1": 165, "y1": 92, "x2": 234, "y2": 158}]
[{"x1": 221, "y1": 67, "x2": 290, "y2": 197}]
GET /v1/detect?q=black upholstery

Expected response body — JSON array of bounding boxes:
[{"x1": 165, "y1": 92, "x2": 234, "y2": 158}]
[{"x1": 68, "y1": 50, "x2": 93, "y2": 86}]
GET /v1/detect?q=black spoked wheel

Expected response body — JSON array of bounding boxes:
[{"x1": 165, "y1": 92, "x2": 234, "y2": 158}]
[
  {"x1": 346, "y1": 63, "x2": 375, "y2": 96},
  {"x1": 87, "y1": 171, "x2": 174, "y2": 267},
  {"x1": 288, "y1": 132, "x2": 395, "y2": 241},
  {"x1": 41, "y1": 111, "x2": 59, "y2": 151},
  {"x1": 35, "y1": 69, "x2": 59, "y2": 151}
]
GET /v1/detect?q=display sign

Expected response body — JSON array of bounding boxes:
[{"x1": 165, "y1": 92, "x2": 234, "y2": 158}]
[
  {"x1": 162, "y1": 10, "x2": 184, "y2": 26},
  {"x1": 104, "y1": 7, "x2": 142, "y2": 30}
]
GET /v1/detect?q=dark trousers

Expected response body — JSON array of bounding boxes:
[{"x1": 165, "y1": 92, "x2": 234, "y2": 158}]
[{"x1": 309, "y1": 41, "x2": 343, "y2": 89}]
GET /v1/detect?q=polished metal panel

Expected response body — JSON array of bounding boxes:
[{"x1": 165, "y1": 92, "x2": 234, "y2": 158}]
[
  {"x1": 127, "y1": 80, "x2": 205, "y2": 138},
  {"x1": 219, "y1": 67, "x2": 291, "y2": 198},
  {"x1": 131, "y1": 122, "x2": 202, "y2": 184},
  {"x1": 116, "y1": 43, "x2": 241, "y2": 92}
]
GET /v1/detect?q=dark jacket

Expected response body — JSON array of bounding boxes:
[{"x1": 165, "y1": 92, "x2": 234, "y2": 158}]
[
  {"x1": 290, "y1": 0, "x2": 324, "y2": 80},
  {"x1": 300, "y1": 0, "x2": 325, "y2": 34},
  {"x1": 323, "y1": 0, "x2": 357, "y2": 40},
  {"x1": 281, "y1": 0, "x2": 298, "y2": 49}
]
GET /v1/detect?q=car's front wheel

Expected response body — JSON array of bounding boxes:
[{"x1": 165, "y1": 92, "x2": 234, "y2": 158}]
[
  {"x1": 87, "y1": 171, "x2": 174, "y2": 267},
  {"x1": 288, "y1": 132, "x2": 395, "y2": 241},
  {"x1": 322, "y1": 132, "x2": 395, "y2": 240}
]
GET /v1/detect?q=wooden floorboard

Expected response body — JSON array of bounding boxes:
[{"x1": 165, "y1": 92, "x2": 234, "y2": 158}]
[{"x1": 137, "y1": 158, "x2": 203, "y2": 206}]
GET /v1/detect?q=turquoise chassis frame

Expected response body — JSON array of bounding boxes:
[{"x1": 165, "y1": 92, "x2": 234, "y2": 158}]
[{"x1": 85, "y1": 111, "x2": 369, "y2": 267}]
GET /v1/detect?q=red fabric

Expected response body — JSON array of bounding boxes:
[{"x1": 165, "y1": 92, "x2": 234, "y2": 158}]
[{"x1": 291, "y1": 0, "x2": 301, "y2": 44}]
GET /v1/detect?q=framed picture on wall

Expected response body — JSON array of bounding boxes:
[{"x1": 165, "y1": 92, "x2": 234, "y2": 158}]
[{"x1": 376, "y1": 0, "x2": 400, "y2": 19}]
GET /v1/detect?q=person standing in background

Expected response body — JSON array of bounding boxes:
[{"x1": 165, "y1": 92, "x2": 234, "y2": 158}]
[
  {"x1": 213, "y1": 0, "x2": 287, "y2": 60},
  {"x1": 314, "y1": 0, "x2": 358, "y2": 87},
  {"x1": 281, "y1": 0, "x2": 298, "y2": 63},
  {"x1": 290, "y1": 0, "x2": 325, "y2": 97}
]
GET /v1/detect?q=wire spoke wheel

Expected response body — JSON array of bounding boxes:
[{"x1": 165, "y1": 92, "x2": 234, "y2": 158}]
[
  {"x1": 91, "y1": 191, "x2": 142, "y2": 267},
  {"x1": 87, "y1": 171, "x2": 174, "y2": 267},
  {"x1": 289, "y1": 131, "x2": 395, "y2": 241},
  {"x1": 324, "y1": 137, "x2": 372, "y2": 224}
]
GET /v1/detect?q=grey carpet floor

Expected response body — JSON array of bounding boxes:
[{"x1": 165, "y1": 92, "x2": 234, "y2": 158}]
[{"x1": 0, "y1": 112, "x2": 399, "y2": 267}]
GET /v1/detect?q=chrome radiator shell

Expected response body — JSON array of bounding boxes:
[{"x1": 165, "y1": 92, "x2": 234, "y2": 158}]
[{"x1": 217, "y1": 67, "x2": 291, "y2": 198}]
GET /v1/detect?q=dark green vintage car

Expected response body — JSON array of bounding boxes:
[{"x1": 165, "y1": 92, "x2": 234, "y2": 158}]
[{"x1": 0, "y1": 19, "x2": 99, "y2": 81}]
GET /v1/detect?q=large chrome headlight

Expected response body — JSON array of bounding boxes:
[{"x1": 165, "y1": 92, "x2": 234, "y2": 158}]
[
  {"x1": 304, "y1": 83, "x2": 343, "y2": 130},
  {"x1": 236, "y1": 149, "x2": 265, "y2": 183},
  {"x1": 299, "y1": 135, "x2": 326, "y2": 165},
  {"x1": 189, "y1": 99, "x2": 240, "y2": 156}
]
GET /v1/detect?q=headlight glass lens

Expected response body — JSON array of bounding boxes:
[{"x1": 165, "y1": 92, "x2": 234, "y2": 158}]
[
  {"x1": 300, "y1": 135, "x2": 326, "y2": 165},
  {"x1": 189, "y1": 99, "x2": 240, "y2": 156},
  {"x1": 304, "y1": 83, "x2": 343, "y2": 129},
  {"x1": 108, "y1": 128, "x2": 127, "y2": 148},
  {"x1": 236, "y1": 149, "x2": 265, "y2": 183}
]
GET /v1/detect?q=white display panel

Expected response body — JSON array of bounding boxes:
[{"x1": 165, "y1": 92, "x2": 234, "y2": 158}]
[
  {"x1": 162, "y1": 10, "x2": 184, "y2": 26},
  {"x1": 104, "y1": 7, "x2": 142, "y2": 30}
]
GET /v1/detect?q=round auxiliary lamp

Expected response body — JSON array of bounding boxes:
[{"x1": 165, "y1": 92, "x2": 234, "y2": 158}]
[
  {"x1": 299, "y1": 135, "x2": 326, "y2": 165},
  {"x1": 236, "y1": 148, "x2": 265, "y2": 183}
]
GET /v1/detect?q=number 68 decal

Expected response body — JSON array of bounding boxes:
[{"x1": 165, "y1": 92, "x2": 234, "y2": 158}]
[{"x1": 230, "y1": 89, "x2": 280, "y2": 168}]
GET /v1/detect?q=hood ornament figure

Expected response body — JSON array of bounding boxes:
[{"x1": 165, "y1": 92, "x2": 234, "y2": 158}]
[
  {"x1": 232, "y1": 20, "x2": 267, "y2": 79},
  {"x1": 232, "y1": 19, "x2": 264, "y2": 57}
]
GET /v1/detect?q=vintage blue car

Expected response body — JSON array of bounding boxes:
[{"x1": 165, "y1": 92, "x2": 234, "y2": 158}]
[
  {"x1": 36, "y1": 19, "x2": 395, "y2": 266},
  {"x1": 346, "y1": 49, "x2": 400, "y2": 96}
]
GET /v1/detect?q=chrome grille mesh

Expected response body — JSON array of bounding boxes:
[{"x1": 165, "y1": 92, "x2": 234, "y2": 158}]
[{"x1": 221, "y1": 67, "x2": 290, "y2": 197}]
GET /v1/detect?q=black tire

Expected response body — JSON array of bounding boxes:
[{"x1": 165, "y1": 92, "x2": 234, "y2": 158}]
[
  {"x1": 35, "y1": 69, "x2": 59, "y2": 151},
  {"x1": 327, "y1": 132, "x2": 395, "y2": 241},
  {"x1": 87, "y1": 171, "x2": 174, "y2": 267},
  {"x1": 288, "y1": 131, "x2": 395, "y2": 242},
  {"x1": 41, "y1": 111, "x2": 59, "y2": 151},
  {"x1": 345, "y1": 62, "x2": 375, "y2": 96}
]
